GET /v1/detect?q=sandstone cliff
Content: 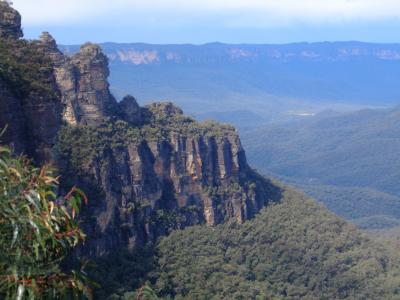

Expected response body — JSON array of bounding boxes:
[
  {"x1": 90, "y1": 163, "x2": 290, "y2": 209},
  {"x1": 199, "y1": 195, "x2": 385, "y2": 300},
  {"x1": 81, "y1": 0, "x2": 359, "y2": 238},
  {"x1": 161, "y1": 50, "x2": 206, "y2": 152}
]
[
  {"x1": 55, "y1": 101, "x2": 281, "y2": 255},
  {"x1": 0, "y1": 1, "x2": 22, "y2": 39},
  {"x1": 39, "y1": 33, "x2": 118, "y2": 126},
  {"x1": 0, "y1": 2, "x2": 281, "y2": 256},
  {"x1": 0, "y1": 6, "x2": 61, "y2": 162}
]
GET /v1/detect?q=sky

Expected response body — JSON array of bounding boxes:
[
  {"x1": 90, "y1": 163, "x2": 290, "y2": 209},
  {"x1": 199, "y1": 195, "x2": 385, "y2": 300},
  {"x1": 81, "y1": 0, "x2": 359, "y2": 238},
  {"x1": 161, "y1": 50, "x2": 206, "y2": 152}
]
[{"x1": 11, "y1": 0, "x2": 400, "y2": 44}]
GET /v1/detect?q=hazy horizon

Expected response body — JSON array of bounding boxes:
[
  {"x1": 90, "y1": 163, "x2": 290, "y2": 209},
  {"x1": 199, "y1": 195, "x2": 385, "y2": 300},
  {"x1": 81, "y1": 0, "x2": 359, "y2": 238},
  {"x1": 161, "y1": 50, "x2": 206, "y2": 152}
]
[
  {"x1": 59, "y1": 40, "x2": 400, "y2": 46},
  {"x1": 12, "y1": 0, "x2": 400, "y2": 44}
]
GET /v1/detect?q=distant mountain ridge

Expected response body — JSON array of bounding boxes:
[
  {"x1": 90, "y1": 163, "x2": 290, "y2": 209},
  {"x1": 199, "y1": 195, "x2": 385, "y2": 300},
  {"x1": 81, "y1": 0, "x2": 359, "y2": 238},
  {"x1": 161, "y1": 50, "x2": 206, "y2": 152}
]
[
  {"x1": 61, "y1": 41, "x2": 400, "y2": 65},
  {"x1": 60, "y1": 42, "x2": 400, "y2": 126}
]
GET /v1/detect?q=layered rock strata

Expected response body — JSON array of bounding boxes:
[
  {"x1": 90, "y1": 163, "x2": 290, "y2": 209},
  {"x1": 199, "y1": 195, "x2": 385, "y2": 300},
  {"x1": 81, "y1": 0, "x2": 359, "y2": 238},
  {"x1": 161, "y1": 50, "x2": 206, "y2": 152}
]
[{"x1": 0, "y1": 2, "x2": 280, "y2": 256}]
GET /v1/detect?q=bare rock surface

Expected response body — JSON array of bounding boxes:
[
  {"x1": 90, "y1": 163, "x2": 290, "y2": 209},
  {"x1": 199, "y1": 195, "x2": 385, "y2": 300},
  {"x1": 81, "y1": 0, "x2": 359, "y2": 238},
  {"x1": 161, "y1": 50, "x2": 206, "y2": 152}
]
[
  {"x1": 0, "y1": 5, "x2": 281, "y2": 256},
  {"x1": 0, "y1": 1, "x2": 22, "y2": 39}
]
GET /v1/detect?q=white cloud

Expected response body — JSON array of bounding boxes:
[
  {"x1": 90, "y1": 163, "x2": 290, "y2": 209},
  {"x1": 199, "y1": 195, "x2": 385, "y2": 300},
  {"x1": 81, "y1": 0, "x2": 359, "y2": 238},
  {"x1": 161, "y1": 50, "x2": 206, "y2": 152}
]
[{"x1": 12, "y1": 0, "x2": 400, "y2": 27}]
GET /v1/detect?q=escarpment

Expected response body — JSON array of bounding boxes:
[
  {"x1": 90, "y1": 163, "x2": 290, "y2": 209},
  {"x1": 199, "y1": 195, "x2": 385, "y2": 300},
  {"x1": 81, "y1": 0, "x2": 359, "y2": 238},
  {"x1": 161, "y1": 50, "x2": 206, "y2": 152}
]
[
  {"x1": 0, "y1": 1, "x2": 22, "y2": 39},
  {"x1": 0, "y1": 2, "x2": 281, "y2": 256},
  {"x1": 0, "y1": 8, "x2": 61, "y2": 162},
  {"x1": 40, "y1": 34, "x2": 118, "y2": 126},
  {"x1": 56, "y1": 103, "x2": 281, "y2": 255}
]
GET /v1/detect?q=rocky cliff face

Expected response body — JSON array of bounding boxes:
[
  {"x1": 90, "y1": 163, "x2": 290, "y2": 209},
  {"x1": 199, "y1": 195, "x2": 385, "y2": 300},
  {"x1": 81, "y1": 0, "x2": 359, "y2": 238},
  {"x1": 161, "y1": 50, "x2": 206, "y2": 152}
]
[
  {"x1": 0, "y1": 1, "x2": 22, "y2": 39},
  {"x1": 0, "y1": 3, "x2": 281, "y2": 256},
  {"x1": 40, "y1": 33, "x2": 118, "y2": 126},
  {"x1": 0, "y1": 77, "x2": 62, "y2": 163},
  {"x1": 56, "y1": 102, "x2": 280, "y2": 255},
  {"x1": 0, "y1": 6, "x2": 61, "y2": 162}
]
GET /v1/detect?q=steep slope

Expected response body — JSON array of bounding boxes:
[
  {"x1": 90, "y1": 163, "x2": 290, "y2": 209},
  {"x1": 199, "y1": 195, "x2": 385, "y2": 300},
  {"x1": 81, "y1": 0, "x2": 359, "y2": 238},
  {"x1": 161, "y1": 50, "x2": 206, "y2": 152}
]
[
  {"x1": 55, "y1": 102, "x2": 280, "y2": 255},
  {"x1": 241, "y1": 107, "x2": 400, "y2": 228},
  {"x1": 0, "y1": 4, "x2": 61, "y2": 162},
  {"x1": 0, "y1": 1, "x2": 22, "y2": 39},
  {"x1": 0, "y1": 2, "x2": 279, "y2": 257}
]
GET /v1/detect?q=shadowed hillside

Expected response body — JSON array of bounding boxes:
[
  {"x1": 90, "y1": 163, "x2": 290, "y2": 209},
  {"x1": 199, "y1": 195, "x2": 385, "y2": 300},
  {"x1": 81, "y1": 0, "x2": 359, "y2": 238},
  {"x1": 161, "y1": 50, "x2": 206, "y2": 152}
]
[{"x1": 242, "y1": 107, "x2": 400, "y2": 229}]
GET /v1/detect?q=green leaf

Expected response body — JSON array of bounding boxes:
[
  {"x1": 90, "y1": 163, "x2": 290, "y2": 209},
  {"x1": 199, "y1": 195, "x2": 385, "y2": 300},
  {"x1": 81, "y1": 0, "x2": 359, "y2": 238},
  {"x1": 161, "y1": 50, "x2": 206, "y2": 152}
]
[{"x1": 34, "y1": 243, "x2": 40, "y2": 260}]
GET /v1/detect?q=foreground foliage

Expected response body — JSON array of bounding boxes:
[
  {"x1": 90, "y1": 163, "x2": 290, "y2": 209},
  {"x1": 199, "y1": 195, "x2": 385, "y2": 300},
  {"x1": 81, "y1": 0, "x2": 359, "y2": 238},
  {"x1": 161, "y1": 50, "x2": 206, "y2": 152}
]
[{"x1": 0, "y1": 145, "x2": 91, "y2": 299}]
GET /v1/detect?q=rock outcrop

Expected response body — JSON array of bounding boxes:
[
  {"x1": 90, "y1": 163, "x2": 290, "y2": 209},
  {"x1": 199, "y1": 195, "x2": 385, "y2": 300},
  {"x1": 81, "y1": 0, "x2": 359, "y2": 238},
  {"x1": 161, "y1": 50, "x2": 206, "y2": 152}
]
[
  {"x1": 56, "y1": 102, "x2": 280, "y2": 255},
  {"x1": 68, "y1": 43, "x2": 118, "y2": 125},
  {"x1": 44, "y1": 40, "x2": 118, "y2": 126},
  {"x1": 0, "y1": 1, "x2": 23, "y2": 39},
  {"x1": 0, "y1": 59, "x2": 62, "y2": 162},
  {"x1": 118, "y1": 95, "x2": 142, "y2": 125},
  {"x1": 0, "y1": 22, "x2": 61, "y2": 162},
  {"x1": 0, "y1": 6, "x2": 281, "y2": 257}
]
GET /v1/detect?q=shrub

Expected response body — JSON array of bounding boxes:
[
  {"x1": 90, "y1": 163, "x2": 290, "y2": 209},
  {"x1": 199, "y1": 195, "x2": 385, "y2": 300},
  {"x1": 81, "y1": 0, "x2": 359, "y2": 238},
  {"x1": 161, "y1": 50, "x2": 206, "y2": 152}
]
[{"x1": 0, "y1": 144, "x2": 91, "y2": 299}]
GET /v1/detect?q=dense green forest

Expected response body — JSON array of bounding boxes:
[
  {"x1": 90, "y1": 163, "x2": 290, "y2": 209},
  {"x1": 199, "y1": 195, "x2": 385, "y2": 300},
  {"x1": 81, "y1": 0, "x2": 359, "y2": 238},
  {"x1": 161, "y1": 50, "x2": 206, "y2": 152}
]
[
  {"x1": 90, "y1": 187, "x2": 400, "y2": 299},
  {"x1": 151, "y1": 188, "x2": 400, "y2": 299}
]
